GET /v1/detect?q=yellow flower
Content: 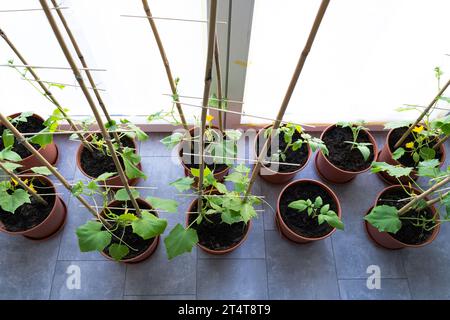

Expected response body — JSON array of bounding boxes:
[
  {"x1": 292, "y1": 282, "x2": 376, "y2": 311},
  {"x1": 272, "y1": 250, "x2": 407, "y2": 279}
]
[
  {"x1": 405, "y1": 142, "x2": 414, "y2": 149},
  {"x1": 295, "y1": 125, "x2": 303, "y2": 134},
  {"x1": 11, "y1": 178, "x2": 18, "y2": 187},
  {"x1": 206, "y1": 114, "x2": 214, "y2": 123},
  {"x1": 28, "y1": 182, "x2": 36, "y2": 193},
  {"x1": 412, "y1": 125, "x2": 424, "y2": 133}
]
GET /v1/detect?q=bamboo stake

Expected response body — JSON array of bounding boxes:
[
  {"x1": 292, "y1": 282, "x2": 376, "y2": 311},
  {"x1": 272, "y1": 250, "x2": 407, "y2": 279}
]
[
  {"x1": 0, "y1": 161, "x2": 48, "y2": 205},
  {"x1": 433, "y1": 134, "x2": 449, "y2": 150},
  {"x1": 398, "y1": 176, "x2": 450, "y2": 215},
  {"x1": 214, "y1": 33, "x2": 224, "y2": 132},
  {"x1": 0, "y1": 112, "x2": 101, "y2": 220},
  {"x1": 141, "y1": 0, "x2": 188, "y2": 131},
  {"x1": 50, "y1": 0, "x2": 123, "y2": 152},
  {"x1": 39, "y1": 0, "x2": 142, "y2": 216},
  {"x1": 0, "y1": 27, "x2": 92, "y2": 151},
  {"x1": 197, "y1": 0, "x2": 218, "y2": 215},
  {"x1": 394, "y1": 78, "x2": 450, "y2": 148},
  {"x1": 245, "y1": 0, "x2": 330, "y2": 198},
  {"x1": 425, "y1": 190, "x2": 449, "y2": 207}
]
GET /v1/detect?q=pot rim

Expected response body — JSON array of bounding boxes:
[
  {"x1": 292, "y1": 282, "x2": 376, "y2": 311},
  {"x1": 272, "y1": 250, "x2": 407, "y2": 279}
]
[
  {"x1": 254, "y1": 124, "x2": 312, "y2": 176},
  {"x1": 185, "y1": 197, "x2": 251, "y2": 254},
  {"x1": 276, "y1": 178, "x2": 342, "y2": 241},
  {"x1": 371, "y1": 184, "x2": 441, "y2": 248},
  {"x1": 318, "y1": 124, "x2": 378, "y2": 174},
  {"x1": 0, "y1": 174, "x2": 59, "y2": 235}
]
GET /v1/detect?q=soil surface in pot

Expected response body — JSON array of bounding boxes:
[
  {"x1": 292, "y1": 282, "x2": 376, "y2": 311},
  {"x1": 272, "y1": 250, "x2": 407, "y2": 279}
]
[
  {"x1": 388, "y1": 127, "x2": 443, "y2": 168},
  {"x1": 323, "y1": 126, "x2": 374, "y2": 171},
  {"x1": 279, "y1": 181, "x2": 337, "y2": 238},
  {"x1": 180, "y1": 140, "x2": 229, "y2": 174},
  {"x1": 102, "y1": 201, "x2": 156, "y2": 260},
  {"x1": 0, "y1": 179, "x2": 56, "y2": 232},
  {"x1": 188, "y1": 202, "x2": 247, "y2": 251},
  {"x1": 257, "y1": 127, "x2": 309, "y2": 173},
  {"x1": 0, "y1": 116, "x2": 45, "y2": 159},
  {"x1": 377, "y1": 188, "x2": 435, "y2": 245},
  {"x1": 80, "y1": 135, "x2": 135, "y2": 178}
]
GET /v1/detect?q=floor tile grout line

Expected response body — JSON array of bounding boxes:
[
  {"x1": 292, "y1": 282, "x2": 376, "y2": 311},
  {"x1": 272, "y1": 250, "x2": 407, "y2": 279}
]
[
  {"x1": 330, "y1": 235, "x2": 342, "y2": 300},
  {"x1": 123, "y1": 263, "x2": 129, "y2": 299},
  {"x1": 400, "y1": 250, "x2": 414, "y2": 300},
  {"x1": 337, "y1": 277, "x2": 410, "y2": 281},
  {"x1": 263, "y1": 202, "x2": 270, "y2": 300}
]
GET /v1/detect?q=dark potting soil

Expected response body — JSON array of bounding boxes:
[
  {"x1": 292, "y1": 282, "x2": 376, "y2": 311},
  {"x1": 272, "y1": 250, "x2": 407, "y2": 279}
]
[
  {"x1": 388, "y1": 127, "x2": 442, "y2": 168},
  {"x1": 103, "y1": 201, "x2": 155, "y2": 260},
  {"x1": 257, "y1": 127, "x2": 309, "y2": 173},
  {"x1": 180, "y1": 139, "x2": 229, "y2": 175},
  {"x1": 377, "y1": 188, "x2": 435, "y2": 245},
  {"x1": 80, "y1": 135, "x2": 135, "y2": 178},
  {"x1": 279, "y1": 181, "x2": 337, "y2": 238},
  {"x1": 322, "y1": 126, "x2": 374, "y2": 172},
  {"x1": 0, "y1": 179, "x2": 56, "y2": 232},
  {"x1": 188, "y1": 202, "x2": 248, "y2": 251},
  {"x1": 0, "y1": 115, "x2": 44, "y2": 159}
]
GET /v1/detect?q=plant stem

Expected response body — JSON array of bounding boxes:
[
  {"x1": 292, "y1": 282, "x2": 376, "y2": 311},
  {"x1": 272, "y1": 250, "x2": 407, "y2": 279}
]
[
  {"x1": 0, "y1": 161, "x2": 48, "y2": 206},
  {"x1": 398, "y1": 176, "x2": 450, "y2": 215},
  {"x1": 0, "y1": 27, "x2": 93, "y2": 152},
  {"x1": 245, "y1": 0, "x2": 330, "y2": 198},
  {"x1": 394, "y1": 78, "x2": 450, "y2": 149},
  {"x1": 39, "y1": 0, "x2": 142, "y2": 216},
  {"x1": 214, "y1": 33, "x2": 224, "y2": 132},
  {"x1": 49, "y1": 0, "x2": 124, "y2": 153},
  {"x1": 141, "y1": 0, "x2": 189, "y2": 131},
  {"x1": 197, "y1": 0, "x2": 218, "y2": 216}
]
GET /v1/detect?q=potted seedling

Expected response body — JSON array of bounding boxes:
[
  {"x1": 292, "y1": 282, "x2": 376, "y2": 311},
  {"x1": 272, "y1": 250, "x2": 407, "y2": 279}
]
[
  {"x1": 0, "y1": 112, "x2": 60, "y2": 172},
  {"x1": 0, "y1": 159, "x2": 67, "y2": 240},
  {"x1": 365, "y1": 160, "x2": 449, "y2": 249},
  {"x1": 378, "y1": 68, "x2": 449, "y2": 184},
  {"x1": 315, "y1": 121, "x2": 377, "y2": 183},
  {"x1": 255, "y1": 123, "x2": 327, "y2": 183},
  {"x1": 276, "y1": 179, "x2": 343, "y2": 243},
  {"x1": 75, "y1": 117, "x2": 148, "y2": 188},
  {"x1": 165, "y1": 164, "x2": 261, "y2": 258},
  {"x1": 73, "y1": 173, "x2": 177, "y2": 262}
]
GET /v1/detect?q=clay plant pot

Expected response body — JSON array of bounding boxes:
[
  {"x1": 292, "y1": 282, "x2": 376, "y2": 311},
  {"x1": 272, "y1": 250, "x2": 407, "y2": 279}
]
[
  {"x1": 100, "y1": 198, "x2": 160, "y2": 263},
  {"x1": 0, "y1": 175, "x2": 67, "y2": 240},
  {"x1": 1, "y1": 113, "x2": 58, "y2": 173},
  {"x1": 377, "y1": 128, "x2": 447, "y2": 184},
  {"x1": 315, "y1": 124, "x2": 378, "y2": 183},
  {"x1": 185, "y1": 197, "x2": 251, "y2": 255},
  {"x1": 76, "y1": 135, "x2": 142, "y2": 189},
  {"x1": 364, "y1": 185, "x2": 440, "y2": 249},
  {"x1": 276, "y1": 179, "x2": 342, "y2": 243},
  {"x1": 254, "y1": 125, "x2": 312, "y2": 184},
  {"x1": 178, "y1": 127, "x2": 230, "y2": 182}
]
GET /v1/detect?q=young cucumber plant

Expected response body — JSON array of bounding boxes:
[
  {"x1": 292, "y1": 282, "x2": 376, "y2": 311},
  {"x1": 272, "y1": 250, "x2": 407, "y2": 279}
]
[
  {"x1": 73, "y1": 172, "x2": 177, "y2": 261},
  {"x1": 264, "y1": 123, "x2": 328, "y2": 163},
  {"x1": 164, "y1": 164, "x2": 261, "y2": 259},
  {"x1": 337, "y1": 121, "x2": 372, "y2": 161},
  {"x1": 288, "y1": 196, "x2": 344, "y2": 230}
]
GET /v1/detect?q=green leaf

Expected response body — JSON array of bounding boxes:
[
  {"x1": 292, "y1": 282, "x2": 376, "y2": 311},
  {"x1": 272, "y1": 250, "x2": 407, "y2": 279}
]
[
  {"x1": 419, "y1": 147, "x2": 436, "y2": 161},
  {"x1": 76, "y1": 221, "x2": 112, "y2": 252},
  {"x1": 241, "y1": 202, "x2": 257, "y2": 223},
  {"x1": 235, "y1": 163, "x2": 250, "y2": 174},
  {"x1": 29, "y1": 129, "x2": 53, "y2": 148},
  {"x1": 417, "y1": 159, "x2": 440, "y2": 178},
  {"x1": 108, "y1": 243, "x2": 129, "y2": 261},
  {"x1": 160, "y1": 132, "x2": 184, "y2": 149},
  {"x1": 321, "y1": 211, "x2": 344, "y2": 230},
  {"x1": 132, "y1": 210, "x2": 167, "y2": 240},
  {"x1": 95, "y1": 172, "x2": 116, "y2": 181},
  {"x1": 288, "y1": 200, "x2": 308, "y2": 212},
  {"x1": 146, "y1": 197, "x2": 178, "y2": 213},
  {"x1": 1, "y1": 162, "x2": 22, "y2": 171},
  {"x1": 370, "y1": 162, "x2": 413, "y2": 178},
  {"x1": 412, "y1": 152, "x2": 420, "y2": 163},
  {"x1": 357, "y1": 145, "x2": 371, "y2": 161},
  {"x1": 170, "y1": 177, "x2": 194, "y2": 192},
  {"x1": 0, "y1": 147, "x2": 21, "y2": 162},
  {"x1": 364, "y1": 205, "x2": 401, "y2": 233},
  {"x1": 392, "y1": 147, "x2": 405, "y2": 160},
  {"x1": 2, "y1": 129, "x2": 14, "y2": 148},
  {"x1": 320, "y1": 204, "x2": 330, "y2": 214},
  {"x1": 164, "y1": 224, "x2": 198, "y2": 260},
  {"x1": 114, "y1": 188, "x2": 139, "y2": 201},
  {"x1": 0, "y1": 189, "x2": 31, "y2": 213},
  {"x1": 224, "y1": 129, "x2": 242, "y2": 141},
  {"x1": 121, "y1": 148, "x2": 146, "y2": 180},
  {"x1": 314, "y1": 196, "x2": 323, "y2": 208},
  {"x1": 215, "y1": 182, "x2": 228, "y2": 194},
  {"x1": 30, "y1": 166, "x2": 53, "y2": 176},
  {"x1": 125, "y1": 122, "x2": 148, "y2": 141}
]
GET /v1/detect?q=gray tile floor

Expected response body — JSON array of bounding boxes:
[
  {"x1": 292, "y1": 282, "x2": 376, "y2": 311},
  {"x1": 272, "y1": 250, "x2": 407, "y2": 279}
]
[{"x1": 1, "y1": 132, "x2": 449, "y2": 300}]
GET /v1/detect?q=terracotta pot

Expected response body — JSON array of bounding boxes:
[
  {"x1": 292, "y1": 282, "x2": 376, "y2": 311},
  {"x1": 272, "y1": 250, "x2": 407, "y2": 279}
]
[
  {"x1": 364, "y1": 185, "x2": 440, "y2": 249},
  {"x1": 100, "y1": 198, "x2": 159, "y2": 263},
  {"x1": 276, "y1": 179, "x2": 342, "y2": 243},
  {"x1": 254, "y1": 125, "x2": 312, "y2": 184},
  {"x1": 315, "y1": 124, "x2": 378, "y2": 183},
  {"x1": 185, "y1": 197, "x2": 251, "y2": 255},
  {"x1": 178, "y1": 127, "x2": 230, "y2": 182},
  {"x1": 76, "y1": 136, "x2": 142, "y2": 189},
  {"x1": 2, "y1": 113, "x2": 59, "y2": 173},
  {"x1": 0, "y1": 175, "x2": 67, "y2": 240},
  {"x1": 377, "y1": 128, "x2": 447, "y2": 184}
]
